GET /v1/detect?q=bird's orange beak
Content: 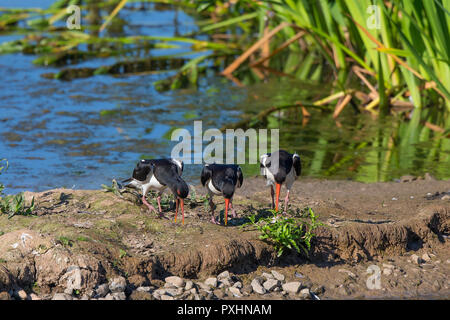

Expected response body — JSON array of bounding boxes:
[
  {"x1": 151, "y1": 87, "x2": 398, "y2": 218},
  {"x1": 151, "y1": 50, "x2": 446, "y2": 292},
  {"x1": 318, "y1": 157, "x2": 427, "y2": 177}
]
[
  {"x1": 175, "y1": 198, "x2": 178, "y2": 223},
  {"x1": 180, "y1": 198, "x2": 185, "y2": 225},
  {"x1": 224, "y1": 198, "x2": 229, "y2": 226},
  {"x1": 275, "y1": 183, "x2": 281, "y2": 213}
]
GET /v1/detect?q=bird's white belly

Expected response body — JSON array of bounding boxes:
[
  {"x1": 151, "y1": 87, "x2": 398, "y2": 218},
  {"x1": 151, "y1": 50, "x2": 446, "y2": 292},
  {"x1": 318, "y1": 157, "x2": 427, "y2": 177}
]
[
  {"x1": 263, "y1": 167, "x2": 276, "y2": 186},
  {"x1": 207, "y1": 179, "x2": 222, "y2": 196},
  {"x1": 142, "y1": 174, "x2": 166, "y2": 194}
]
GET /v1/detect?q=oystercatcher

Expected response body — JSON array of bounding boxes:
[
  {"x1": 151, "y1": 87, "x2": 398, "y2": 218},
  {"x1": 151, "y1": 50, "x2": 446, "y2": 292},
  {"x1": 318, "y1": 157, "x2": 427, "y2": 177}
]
[
  {"x1": 123, "y1": 158, "x2": 189, "y2": 224},
  {"x1": 260, "y1": 150, "x2": 301, "y2": 213},
  {"x1": 200, "y1": 164, "x2": 243, "y2": 225}
]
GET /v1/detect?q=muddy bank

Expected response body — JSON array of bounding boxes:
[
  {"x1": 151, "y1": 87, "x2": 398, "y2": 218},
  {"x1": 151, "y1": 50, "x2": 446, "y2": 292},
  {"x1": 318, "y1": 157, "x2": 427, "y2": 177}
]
[{"x1": 0, "y1": 177, "x2": 449, "y2": 300}]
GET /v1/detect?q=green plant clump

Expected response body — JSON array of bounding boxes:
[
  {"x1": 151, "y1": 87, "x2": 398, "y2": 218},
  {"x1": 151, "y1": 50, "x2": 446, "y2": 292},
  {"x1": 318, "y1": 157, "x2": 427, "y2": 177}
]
[
  {"x1": 0, "y1": 159, "x2": 36, "y2": 219},
  {"x1": 245, "y1": 207, "x2": 323, "y2": 257}
]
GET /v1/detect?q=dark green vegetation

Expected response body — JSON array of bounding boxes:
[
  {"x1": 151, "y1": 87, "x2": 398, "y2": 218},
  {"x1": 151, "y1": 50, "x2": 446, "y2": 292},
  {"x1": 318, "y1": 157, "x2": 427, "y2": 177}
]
[{"x1": 243, "y1": 207, "x2": 323, "y2": 257}]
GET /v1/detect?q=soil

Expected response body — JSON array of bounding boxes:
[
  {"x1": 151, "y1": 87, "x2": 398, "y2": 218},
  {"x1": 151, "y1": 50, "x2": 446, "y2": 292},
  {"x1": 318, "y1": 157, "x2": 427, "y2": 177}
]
[{"x1": 0, "y1": 176, "x2": 449, "y2": 300}]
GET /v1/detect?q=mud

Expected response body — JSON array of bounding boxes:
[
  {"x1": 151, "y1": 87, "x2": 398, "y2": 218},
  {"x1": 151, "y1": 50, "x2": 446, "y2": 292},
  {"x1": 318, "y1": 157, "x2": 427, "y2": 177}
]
[{"x1": 0, "y1": 177, "x2": 449, "y2": 299}]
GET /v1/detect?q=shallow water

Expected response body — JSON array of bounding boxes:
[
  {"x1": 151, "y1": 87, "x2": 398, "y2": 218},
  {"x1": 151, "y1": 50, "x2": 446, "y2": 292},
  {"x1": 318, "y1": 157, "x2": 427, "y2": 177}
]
[{"x1": 0, "y1": 1, "x2": 449, "y2": 193}]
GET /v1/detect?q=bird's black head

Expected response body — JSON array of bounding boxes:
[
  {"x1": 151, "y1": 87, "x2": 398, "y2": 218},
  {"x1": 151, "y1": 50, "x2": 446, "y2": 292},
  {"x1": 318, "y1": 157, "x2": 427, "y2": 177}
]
[
  {"x1": 221, "y1": 179, "x2": 235, "y2": 199},
  {"x1": 132, "y1": 160, "x2": 153, "y2": 181},
  {"x1": 171, "y1": 177, "x2": 189, "y2": 199}
]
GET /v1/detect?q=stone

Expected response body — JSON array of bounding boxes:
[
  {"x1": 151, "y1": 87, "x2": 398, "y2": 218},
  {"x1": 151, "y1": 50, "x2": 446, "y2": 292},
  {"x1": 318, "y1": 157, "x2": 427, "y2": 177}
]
[
  {"x1": 64, "y1": 288, "x2": 73, "y2": 295},
  {"x1": 52, "y1": 293, "x2": 72, "y2": 300},
  {"x1": 109, "y1": 276, "x2": 127, "y2": 292},
  {"x1": 204, "y1": 277, "x2": 218, "y2": 288},
  {"x1": 383, "y1": 268, "x2": 392, "y2": 276},
  {"x1": 232, "y1": 281, "x2": 243, "y2": 289},
  {"x1": 242, "y1": 284, "x2": 253, "y2": 295},
  {"x1": 61, "y1": 266, "x2": 83, "y2": 292},
  {"x1": 29, "y1": 293, "x2": 41, "y2": 300},
  {"x1": 185, "y1": 280, "x2": 194, "y2": 291},
  {"x1": 80, "y1": 295, "x2": 89, "y2": 300},
  {"x1": 112, "y1": 292, "x2": 126, "y2": 300},
  {"x1": 165, "y1": 288, "x2": 182, "y2": 297},
  {"x1": 382, "y1": 263, "x2": 395, "y2": 269},
  {"x1": 136, "y1": 286, "x2": 152, "y2": 292},
  {"x1": 228, "y1": 287, "x2": 241, "y2": 297},
  {"x1": 16, "y1": 289, "x2": 28, "y2": 300},
  {"x1": 262, "y1": 272, "x2": 274, "y2": 280},
  {"x1": 104, "y1": 294, "x2": 114, "y2": 300},
  {"x1": 251, "y1": 279, "x2": 266, "y2": 294},
  {"x1": 213, "y1": 289, "x2": 225, "y2": 299},
  {"x1": 271, "y1": 270, "x2": 285, "y2": 282},
  {"x1": 219, "y1": 278, "x2": 232, "y2": 287},
  {"x1": 263, "y1": 279, "x2": 280, "y2": 291},
  {"x1": 441, "y1": 195, "x2": 450, "y2": 200},
  {"x1": 299, "y1": 288, "x2": 311, "y2": 299},
  {"x1": 189, "y1": 288, "x2": 198, "y2": 295},
  {"x1": 85, "y1": 289, "x2": 94, "y2": 298},
  {"x1": 0, "y1": 292, "x2": 11, "y2": 300},
  {"x1": 197, "y1": 282, "x2": 211, "y2": 291},
  {"x1": 282, "y1": 282, "x2": 301, "y2": 294},
  {"x1": 217, "y1": 271, "x2": 230, "y2": 280},
  {"x1": 422, "y1": 253, "x2": 431, "y2": 262},
  {"x1": 95, "y1": 283, "x2": 109, "y2": 297},
  {"x1": 410, "y1": 254, "x2": 422, "y2": 265},
  {"x1": 165, "y1": 276, "x2": 185, "y2": 288}
]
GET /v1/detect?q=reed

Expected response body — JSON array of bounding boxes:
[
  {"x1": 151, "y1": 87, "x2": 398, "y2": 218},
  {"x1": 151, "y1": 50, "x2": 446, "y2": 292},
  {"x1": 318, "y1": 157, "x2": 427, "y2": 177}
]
[{"x1": 196, "y1": 0, "x2": 449, "y2": 117}]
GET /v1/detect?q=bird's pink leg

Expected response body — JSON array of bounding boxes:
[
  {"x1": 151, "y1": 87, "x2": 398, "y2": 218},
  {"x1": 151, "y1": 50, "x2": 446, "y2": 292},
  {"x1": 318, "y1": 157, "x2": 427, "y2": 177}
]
[
  {"x1": 209, "y1": 195, "x2": 220, "y2": 225},
  {"x1": 156, "y1": 194, "x2": 162, "y2": 213},
  {"x1": 283, "y1": 190, "x2": 290, "y2": 214},
  {"x1": 229, "y1": 200, "x2": 237, "y2": 218},
  {"x1": 142, "y1": 195, "x2": 157, "y2": 214}
]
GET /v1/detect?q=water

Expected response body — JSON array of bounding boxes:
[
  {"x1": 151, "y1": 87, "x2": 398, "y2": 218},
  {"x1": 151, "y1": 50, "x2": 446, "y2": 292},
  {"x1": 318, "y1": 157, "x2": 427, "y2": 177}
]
[{"x1": 0, "y1": 1, "x2": 449, "y2": 193}]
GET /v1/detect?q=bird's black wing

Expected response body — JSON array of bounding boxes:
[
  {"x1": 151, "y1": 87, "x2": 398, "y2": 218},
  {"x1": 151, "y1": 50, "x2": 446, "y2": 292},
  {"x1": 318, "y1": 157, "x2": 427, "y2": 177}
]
[
  {"x1": 236, "y1": 166, "x2": 243, "y2": 188},
  {"x1": 152, "y1": 159, "x2": 182, "y2": 186},
  {"x1": 201, "y1": 165, "x2": 213, "y2": 187},
  {"x1": 293, "y1": 154, "x2": 302, "y2": 176}
]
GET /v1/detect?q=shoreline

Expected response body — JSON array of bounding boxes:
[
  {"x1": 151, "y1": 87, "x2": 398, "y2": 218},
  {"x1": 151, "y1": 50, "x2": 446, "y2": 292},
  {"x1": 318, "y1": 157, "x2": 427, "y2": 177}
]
[{"x1": 1, "y1": 177, "x2": 449, "y2": 300}]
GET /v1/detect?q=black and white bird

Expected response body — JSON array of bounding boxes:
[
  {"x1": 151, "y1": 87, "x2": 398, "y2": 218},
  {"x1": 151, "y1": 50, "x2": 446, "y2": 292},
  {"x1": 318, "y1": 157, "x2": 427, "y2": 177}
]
[
  {"x1": 260, "y1": 150, "x2": 301, "y2": 213},
  {"x1": 122, "y1": 158, "x2": 189, "y2": 224},
  {"x1": 200, "y1": 164, "x2": 243, "y2": 225}
]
